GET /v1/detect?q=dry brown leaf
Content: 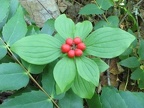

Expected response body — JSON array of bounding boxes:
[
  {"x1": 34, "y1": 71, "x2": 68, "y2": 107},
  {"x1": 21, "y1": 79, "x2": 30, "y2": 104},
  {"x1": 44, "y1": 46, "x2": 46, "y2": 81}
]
[
  {"x1": 110, "y1": 74, "x2": 119, "y2": 87},
  {"x1": 109, "y1": 58, "x2": 124, "y2": 75},
  {"x1": 119, "y1": 82, "x2": 126, "y2": 90}
]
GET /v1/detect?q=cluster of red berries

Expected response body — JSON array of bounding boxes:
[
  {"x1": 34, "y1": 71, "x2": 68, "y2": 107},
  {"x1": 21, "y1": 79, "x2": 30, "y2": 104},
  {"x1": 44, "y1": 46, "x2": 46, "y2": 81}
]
[{"x1": 61, "y1": 37, "x2": 86, "y2": 58}]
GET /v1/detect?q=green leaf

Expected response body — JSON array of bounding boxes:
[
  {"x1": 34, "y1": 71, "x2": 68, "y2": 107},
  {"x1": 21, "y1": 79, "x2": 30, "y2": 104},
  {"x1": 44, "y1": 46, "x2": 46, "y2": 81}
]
[
  {"x1": 0, "y1": 39, "x2": 7, "y2": 59},
  {"x1": 26, "y1": 25, "x2": 40, "y2": 35},
  {"x1": 41, "y1": 62, "x2": 65, "y2": 99},
  {"x1": 76, "y1": 56, "x2": 99, "y2": 86},
  {"x1": 101, "y1": 86, "x2": 144, "y2": 108},
  {"x1": 119, "y1": 57, "x2": 140, "y2": 68},
  {"x1": 138, "y1": 39, "x2": 144, "y2": 60},
  {"x1": 55, "y1": 14, "x2": 75, "y2": 39},
  {"x1": 120, "y1": 39, "x2": 137, "y2": 59},
  {"x1": 22, "y1": 60, "x2": 46, "y2": 74},
  {"x1": 85, "y1": 27, "x2": 135, "y2": 58},
  {"x1": 138, "y1": 80, "x2": 144, "y2": 88},
  {"x1": 9, "y1": 0, "x2": 19, "y2": 18},
  {"x1": 87, "y1": 93, "x2": 102, "y2": 108},
  {"x1": 96, "y1": 0, "x2": 114, "y2": 10},
  {"x1": 53, "y1": 57, "x2": 76, "y2": 92},
  {"x1": 42, "y1": 65, "x2": 55, "y2": 95},
  {"x1": 72, "y1": 74, "x2": 95, "y2": 99},
  {"x1": 0, "y1": 90, "x2": 53, "y2": 108},
  {"x1": 74, "y1": 21, "x2": 92, "y2": 40},
  {"x1": 0, "y1": 63, "x2": 29, "y2": 91},
  {"x1": 94, "y1": 16, "x2": 119, "y2": 29},
  {"x1": 2, "y1": 6, "x2": 27, "y2": 46},
  {"x1": 101, "y1": 87, "x2": 127, "y2": 108},
  {"x1": 56, "y1": 83, "x2": 71, "y2": 95},
  {"x1": 41, "y1": 19, "x2": 55, "y2": 35},
  {"x1": 0, "y1": 55, "x2": 14, "y2": 63},
  {"x1": 0, "y1": 0, "x2": 10, "y2": 29},
  {"x1": 79, "y1": 4, "x2": 104, "y2": 15},
  {"x1": 54, "y1": 33, "x2": 65, "y2": 44},
  {"x1": 59, "y1": 90, "x2": 83, "y2": 108},
  {"x1": 131, "y1": 68, "x2": 144, "y2": 81},
  {"x1": 92, "y1": 58, "x2": 109, "y2": 73},
  {"x1": 119, "y1": 91, "x2": 144, "y2": 108},
  {"x1": 11, "y1": 34, "x2": 62, "y2": 65}
]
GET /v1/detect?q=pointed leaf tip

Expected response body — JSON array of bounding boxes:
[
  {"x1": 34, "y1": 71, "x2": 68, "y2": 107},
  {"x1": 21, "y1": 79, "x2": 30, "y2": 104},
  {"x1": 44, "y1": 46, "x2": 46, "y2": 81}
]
[{"x1": 85, "y1": 27, "x2": 136, "y2": 58}]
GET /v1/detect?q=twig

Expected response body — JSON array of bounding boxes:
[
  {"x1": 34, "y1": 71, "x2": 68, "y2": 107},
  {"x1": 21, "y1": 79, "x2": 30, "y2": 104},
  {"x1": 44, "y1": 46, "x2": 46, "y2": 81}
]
[
  {"x1": 37, "y1": 0, "x2": 55, "y2": 19},
  {"x1": 124, "y1": 70, "x2": 129, "y2": 91},
  {"x1": 107, "y1": 59, "x2": 111, "y2": 86}
]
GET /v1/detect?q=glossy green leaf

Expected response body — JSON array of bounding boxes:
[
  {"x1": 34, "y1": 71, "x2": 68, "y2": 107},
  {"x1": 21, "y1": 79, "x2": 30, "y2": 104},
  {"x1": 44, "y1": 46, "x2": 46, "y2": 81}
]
[
  {"x1": 119, "y1": 57, "x2": 140, "y2": 68},
  {"x1": 94, "y1": 16, "x2": 119, "y2": 29},
  {"x1": 101, "y1": 86, "x2": 144, "y2": 108},
  {"x1": 53, "y1": 57, "x2": 76, "y2": 92},
  {"x1": 76, "y1": 56, "x2": 99, "y2": 86},
  {"x1": 131, "y1": 68, "x2": 144, "y2": 81},
  {"x1": 138, "y1": 39, "x2": 144, "y2": 60},
  {"x1": 92, "y1": 58, "x2": 109, "y2": 73},
  {"x1": 72, "y1": 74, "x2": 95, "y2": 99},
  {"x1": 59, "y1": 90, "x2": 83, "y2": 108},
  {"x1": 55, "y1": 14, "x2": 75, "y2": 39},
  {"x1": 41, "y1": 19, "x2": 55, "y2": 35},
  {"x1": 22, "y1": 60, "x2": 46, "y2": 74},
  {"x1": 87, "y1": 93, "x2": 102, "y2": 108},
  {"x1": 0, "y1": 0, "x2": 10, "y2": 29},
  {"x1": 0, "y1": 90, "x2": 53, "y2": 108},
  {"x1": 11, "y1": 34, "x2": 62, "y2": 65},
  {"x1": 79, "y1": 4, "x2": 104, "y2": 15},
  {"x1": 2, "y1": 6, "x2": 27, "y2": 46},
  {"x1": 96, "y1": 0, "x2": 114, "y2": 10},
  {"x1": 85, "y1": 27, "x2": 135, "y2": 58},
  {"x1": 0, "y1": 39, "x2": 7, "y2": 59},
  {"x1": 0, "y1": 63, "x2": 29, "y2": 91},
  {"x1": 74, "y1": 21, "x2": 92, "y2": 40}
]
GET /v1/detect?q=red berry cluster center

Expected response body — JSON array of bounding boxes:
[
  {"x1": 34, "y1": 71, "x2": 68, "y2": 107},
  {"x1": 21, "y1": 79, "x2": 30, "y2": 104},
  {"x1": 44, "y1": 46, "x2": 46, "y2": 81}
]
[{"x1": 61, "y1": 37, "x2": 86, "y2": 58}]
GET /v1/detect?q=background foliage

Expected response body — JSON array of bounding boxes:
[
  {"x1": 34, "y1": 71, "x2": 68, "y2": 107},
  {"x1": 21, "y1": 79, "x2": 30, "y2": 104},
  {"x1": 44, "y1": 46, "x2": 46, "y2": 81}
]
[{"x1": 0, "y1": 0, "x2": 144, "y2": 108}]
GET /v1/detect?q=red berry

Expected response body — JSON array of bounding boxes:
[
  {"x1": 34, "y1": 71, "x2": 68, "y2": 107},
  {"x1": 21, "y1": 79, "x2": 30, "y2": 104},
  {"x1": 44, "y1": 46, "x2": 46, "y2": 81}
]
[
  {"x1": 67, "y1": 50, "x2": 75, "y2": 58},
  {"x1": 75, "y1": 49, "x2": 83, "y2": 57},
  {"x1": 73, "y1": 37, "x2": 82, "y2": 45},
  {"x1": 77, "y1": 42, "x2": 86, "y2": 51},
  {"x1": 61, "y1": 44, "x2": 71, "y2": 53},
  {"x1": 66, "y1": 38, "x2": 73, "y2": 45}
]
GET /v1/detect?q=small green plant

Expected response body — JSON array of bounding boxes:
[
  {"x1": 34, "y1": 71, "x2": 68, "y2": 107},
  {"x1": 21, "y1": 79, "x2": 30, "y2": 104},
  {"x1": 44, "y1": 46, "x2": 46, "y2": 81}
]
[{"x1": 10, "y1": 14, "x2": 135, "y2": 98}]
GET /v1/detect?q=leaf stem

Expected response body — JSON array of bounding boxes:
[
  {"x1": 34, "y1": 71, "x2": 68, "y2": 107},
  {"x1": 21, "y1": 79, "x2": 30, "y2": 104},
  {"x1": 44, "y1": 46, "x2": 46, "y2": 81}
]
[{"x1": 0, "y1": 37, "x2": 59, "y2": 108}]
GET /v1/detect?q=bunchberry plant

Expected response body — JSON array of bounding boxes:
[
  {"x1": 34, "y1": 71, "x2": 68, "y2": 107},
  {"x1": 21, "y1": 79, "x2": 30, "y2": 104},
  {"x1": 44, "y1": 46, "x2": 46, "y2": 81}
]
[{"x1": 10, "y1": 14, "x2": 135, "y2": 98}]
